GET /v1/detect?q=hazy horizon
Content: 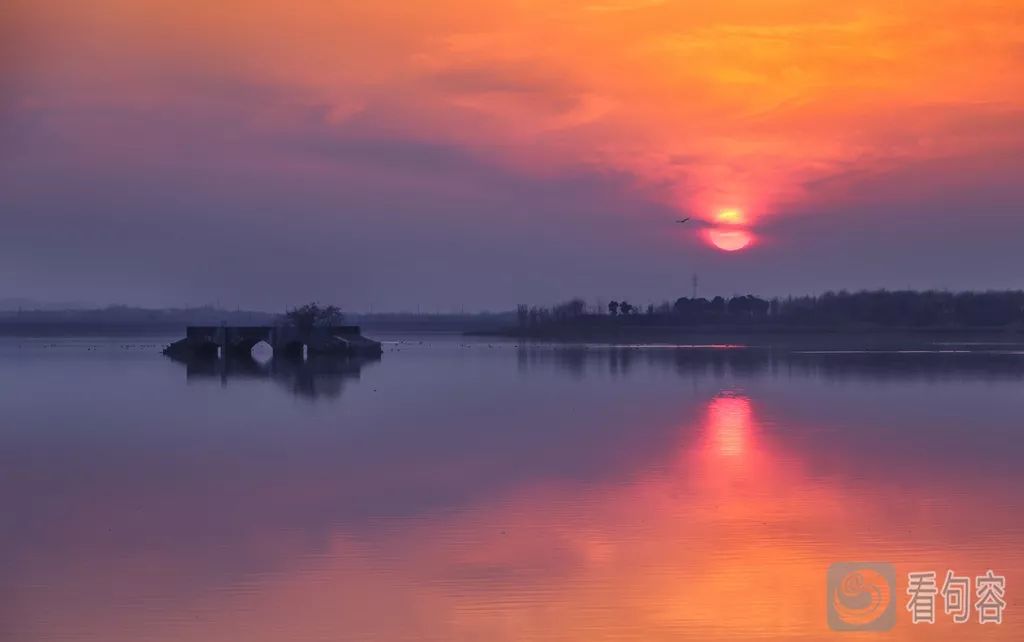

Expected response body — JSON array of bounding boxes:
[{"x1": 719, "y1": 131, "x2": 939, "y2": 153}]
[{"x1": 10, "y1": 284, "x2": 1024, "y2": 317}]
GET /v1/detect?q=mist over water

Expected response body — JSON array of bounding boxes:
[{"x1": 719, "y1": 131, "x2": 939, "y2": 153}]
[{"x1": 2, "y1": 335, "x2": 1022, "y2": 640}]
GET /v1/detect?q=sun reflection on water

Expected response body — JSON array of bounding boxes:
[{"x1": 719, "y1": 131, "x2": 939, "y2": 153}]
[{"x1": 705, "y1": 393, "x2": 753, "y2": 458}]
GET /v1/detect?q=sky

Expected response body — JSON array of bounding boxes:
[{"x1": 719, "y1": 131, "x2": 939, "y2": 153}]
[{"x1": 2, "y1": 0, "x2": 1023, "y2": 311}]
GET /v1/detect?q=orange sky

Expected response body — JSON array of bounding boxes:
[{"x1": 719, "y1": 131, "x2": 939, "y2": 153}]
[
  {"x1": 4, "y1": 0, "x2": 1024, "y2": 304},
  {"x1": 17, "y1": 0, "x2": 1022, "y2": 221}
]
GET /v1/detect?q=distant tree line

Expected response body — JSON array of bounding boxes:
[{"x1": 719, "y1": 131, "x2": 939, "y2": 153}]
[{"x1": 516, "y1": 290, "x2": 1024, "y2": 329}]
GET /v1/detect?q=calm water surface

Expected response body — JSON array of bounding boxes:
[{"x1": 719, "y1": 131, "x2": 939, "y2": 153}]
[{"x1": 2, "y1": 335, "x2": 1023, "y2": 641}]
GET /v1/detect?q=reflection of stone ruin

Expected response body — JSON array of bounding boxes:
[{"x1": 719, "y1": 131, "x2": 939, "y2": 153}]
[
  {"x1": 163, "y1": 325, "x2": 382, "y2": 359},
  {"x1": 169, "y1": 352, "x2": 379, "y2": 400}
]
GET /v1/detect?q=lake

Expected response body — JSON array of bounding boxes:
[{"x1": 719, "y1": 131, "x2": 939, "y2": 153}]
[{"x1": 2, "y1": 335, "x2": 1022, "y2": 640}]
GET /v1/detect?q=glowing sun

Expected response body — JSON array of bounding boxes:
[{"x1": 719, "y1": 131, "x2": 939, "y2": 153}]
[
  {"x1": 707, "y1": 228, "x2": 754, "y2": 252},
  {"x1": 703, "y1": 209, "x2": 755, "y2": 252}
]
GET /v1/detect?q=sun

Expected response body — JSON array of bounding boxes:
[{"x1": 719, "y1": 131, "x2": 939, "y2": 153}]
[
  {"x1": 702, "y1": 208, "x2": 754, "y2": 252},
  {"x1": 707, "y1": 228, "x2": 754, "y2": 252}
]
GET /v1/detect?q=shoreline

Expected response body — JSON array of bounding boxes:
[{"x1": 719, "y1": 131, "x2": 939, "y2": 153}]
[{"x1": 471, "y1": 324, "x2": 1024, "y2": 349}]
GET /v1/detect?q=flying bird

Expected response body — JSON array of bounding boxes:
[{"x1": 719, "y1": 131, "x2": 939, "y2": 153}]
[{"x1": 676, "y1": 217, "x2": 690, "y2": 223}]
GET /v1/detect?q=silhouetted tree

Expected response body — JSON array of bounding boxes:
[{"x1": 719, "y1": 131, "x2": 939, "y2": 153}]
[
  {"x1": 608, "y1": 301, "x2": 620, "y2": 316},
  {"x1": 727, "y1": 295, "x2": 770, "y2": 318},
  {"x1": 284, "y1": 303, "x2": 344, "y2": 332},
  {"x1": 516, "y1": 304, "x2": 529, "y2": 327},
  {"x1": 553, "y1": 298, "x2": 586, "y2": 320},
  {"x1": 709, "y1": 296, "x2": 726, "y2": 316}
]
